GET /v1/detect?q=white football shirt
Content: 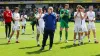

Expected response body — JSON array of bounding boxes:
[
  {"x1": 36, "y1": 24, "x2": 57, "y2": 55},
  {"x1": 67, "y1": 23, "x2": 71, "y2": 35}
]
[
  {"x1": 21, "y1": 15, "x2": 27, "y2": 23},
  {"x1": 12, "y1": 12, "x2": 20, "y2": 26},
  {"x1": 87, "y1": 11, "x2": 95, "y2": 24},
  {"x1": 74, "y1": 12, "x2": 84, "y2": 26},
  {"x1": 36, "y1": 13, "x2": 45, "y2": 28}
]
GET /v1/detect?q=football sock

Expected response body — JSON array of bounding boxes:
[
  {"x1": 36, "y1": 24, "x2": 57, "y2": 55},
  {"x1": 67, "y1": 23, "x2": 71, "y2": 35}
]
[
  {"x1": 65, "y1": 31, "x2": 68, "y2": 40},
  {"x1": 60, "y1": 31, "x2": 62, "y2": 40}
]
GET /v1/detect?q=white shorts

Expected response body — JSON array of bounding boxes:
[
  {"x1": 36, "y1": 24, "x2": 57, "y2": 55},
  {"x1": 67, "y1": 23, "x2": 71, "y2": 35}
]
[
  {"x1": 12, "y1": 25, "x2": 20, "y2": 31},
  {"x1": 21, "y1": 22, "x2": 26, "y2": 26},
  {"x1": 37, "y1": 26, "x2": 44, "y2": 34},
  {"x1": 74, "y1": 25, "x2": 82, "y2": 33},
  {"x1": 87, "y1": 24, "x2": 96, "y2": 30},
  {"x1": 82, "y1": 25, "x2": 88, "y2": 32}
]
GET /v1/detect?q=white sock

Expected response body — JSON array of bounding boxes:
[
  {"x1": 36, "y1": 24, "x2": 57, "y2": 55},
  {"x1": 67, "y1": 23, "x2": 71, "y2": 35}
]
[
  {"x1": 22, "y1": 29, "x2": 23, "y2": 33},
  {"x1": 88, "y1": 38, "x2": 90, "y2": 41},
  {"x1": 94, "y1": 38, "x2": 96, "y2": 41},
  {"x1": 16, "y1": 38, "x2": 18, "y2": 41},
  {"x1": 81, "y1": 36, "x2": 83, "y2": 42},
  {"x1": 22, "y1": 29, "x2": 24, "y2": 33},
  {"x1": 8, "y1": 38, "x2": 11, "y2": 41},
  {"x1": 37, "y1": 41, "x2": 40, "y2": 45},
  {"x1": 74, "y1": 39, "x2": 76, "y2": 44},
  {"x1": 79, "y1": 40, "x2": 81, "y2": 44},
  {"x1": 24, "y1": 28, "x2": 25, "y2": 31},
  {"x1": 76, "y1": 33, "x2": 78, "y2": 39}
]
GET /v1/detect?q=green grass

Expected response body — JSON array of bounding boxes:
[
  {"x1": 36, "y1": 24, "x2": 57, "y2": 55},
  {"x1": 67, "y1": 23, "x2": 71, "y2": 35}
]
[{"x1": 0, "y1": 22, "x2": 100, "y2": 56}]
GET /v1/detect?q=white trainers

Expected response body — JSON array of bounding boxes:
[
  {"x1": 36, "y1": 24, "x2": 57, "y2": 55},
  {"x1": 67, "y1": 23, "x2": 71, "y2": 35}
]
[{"x1": 49, "y1": 47, "x2": 52, "y2": 51}]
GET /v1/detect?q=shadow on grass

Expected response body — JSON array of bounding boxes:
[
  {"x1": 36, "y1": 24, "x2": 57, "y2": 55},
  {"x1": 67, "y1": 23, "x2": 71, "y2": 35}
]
[
  {"x1": 21, "y1": 33, "x2": 32, "y2": 35},
  {"x1": 95, "y1": 54, "x2": 100, "y2": 56},
  {"x1": 60, "y1": 42, "x2": 96, "y2": 49},
  {"x1": 53, "y1": 42, "x2": 61, "y2": 45},
  {"x1": 26, "y1": 50, "x2": 49, "y2": 54},
  {"x1": 68, "y1": 40, "x2": 73, "y2": 41},
  {"x1": 53, "y1": 40, "x2": 73, "y2": 45},
  {"x1": 0, "y1": 38, "x2": 6, "y2": 39},
  {"x1": 83, "y1": 42, "x2": 90, "y2": 45},
  {"x1": 60, "y1": 44, "x2": 76, "y2": 49},
  {"x1": 0, "y1": 43, "x2": 15, "y2": 45},
  {"x1": 32, "y1": 37, "x2": 35, "y2": 38},
  {"x1": 53, "y1": 42, "x2": 67, "y2": 45},
  {"x1": 19, "y1": 46, "x2": 39, "y2": 49},
  {"x1": 60, "y1": 43, "x2": 86, "y2": 49},
  {"x1": 83, "y1": 42, "x2": 95, "y2": 45}
]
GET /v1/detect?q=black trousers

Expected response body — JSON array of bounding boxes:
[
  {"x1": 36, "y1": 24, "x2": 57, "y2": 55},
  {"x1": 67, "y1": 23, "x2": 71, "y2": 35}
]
[
  {"x1": 42, "y1": 29, "x2": 55, "y2": 48},
  {"x1": 5, "y1": 22, "x2": 11, "y2": 38},
  {"x1": 32, "y1": 21, "x2": 36, "y2": 31}
]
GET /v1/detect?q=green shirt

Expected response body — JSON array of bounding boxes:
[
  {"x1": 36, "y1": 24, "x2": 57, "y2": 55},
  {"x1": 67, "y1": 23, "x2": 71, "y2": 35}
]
[
  {"x1": 30, "y1": 12, "x2": 37, "y2": 25},
  {"x1": 60, "y1": 9, "x2": 70, "y2": 23},
  {"x1": 31, "y1": 13, "x2": 36, "y2": 21}
]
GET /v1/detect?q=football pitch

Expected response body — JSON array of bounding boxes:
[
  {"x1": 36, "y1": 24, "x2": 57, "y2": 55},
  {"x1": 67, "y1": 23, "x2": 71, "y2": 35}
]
[{"x1": 0, "y1": 22, "x2": 100, "y2": 56}]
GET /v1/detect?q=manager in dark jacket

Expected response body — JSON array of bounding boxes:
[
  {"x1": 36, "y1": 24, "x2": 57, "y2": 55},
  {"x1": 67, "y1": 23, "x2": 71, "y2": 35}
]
[{"x1": 40, "y1": 7, "x2": 56, "y2": 51}]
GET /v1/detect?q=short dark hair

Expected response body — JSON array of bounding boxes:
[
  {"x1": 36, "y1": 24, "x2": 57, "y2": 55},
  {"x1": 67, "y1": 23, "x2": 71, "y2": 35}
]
[{"x1": 65, "y1": 4, "x2": 69, "y2": 7}]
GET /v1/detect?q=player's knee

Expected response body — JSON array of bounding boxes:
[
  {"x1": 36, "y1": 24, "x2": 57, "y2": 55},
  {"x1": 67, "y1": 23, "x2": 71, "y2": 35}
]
[
  {"x1": 65, "y1": 28, "x2": 68, "y2": 31},
  {"x1": 17, "y1": 30, "x2": 20, "y2": 33},
  {"x1": 60, "y1": 28, "x2": 63, "y2": 31}
]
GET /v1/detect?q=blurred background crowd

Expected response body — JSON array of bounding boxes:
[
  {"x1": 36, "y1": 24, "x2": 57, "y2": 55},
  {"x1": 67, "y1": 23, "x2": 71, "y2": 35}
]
[{"x1": 0, "y1": 0, "x2": 100, "y2": 21}]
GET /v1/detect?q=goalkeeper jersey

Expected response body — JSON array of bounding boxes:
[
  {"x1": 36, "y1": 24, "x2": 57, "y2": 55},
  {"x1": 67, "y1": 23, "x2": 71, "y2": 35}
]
[{"x1": 60, "y1": 9, "x2": 70, "y2": 23}]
